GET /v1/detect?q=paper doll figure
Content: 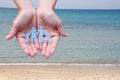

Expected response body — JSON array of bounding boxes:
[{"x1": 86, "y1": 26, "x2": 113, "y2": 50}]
[
  {"x1": 30, "y1": 27, "x2": 37, "y2": 42},
  {"x1": 38, "y1": 27, "x2": 44, "y2": 42},
  {"x1": 25, "y1": 32, "x2": 29, "y2": 42},
  {"x1": 45, "y1": 32, "x2": 50, "y2": 42}
]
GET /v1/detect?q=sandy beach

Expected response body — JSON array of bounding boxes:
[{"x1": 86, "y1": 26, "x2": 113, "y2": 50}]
[{"x1": 0, "y1": 63, "x2": 120, "y2": 80}]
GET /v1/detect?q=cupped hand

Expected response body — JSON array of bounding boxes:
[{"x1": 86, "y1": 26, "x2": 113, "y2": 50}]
[
  {"x1": 6, "y1": 8, "x2": 38, "y2": 57},
  {"x1": 36, "y1": 8, "x2": 68, "y2": 58}
]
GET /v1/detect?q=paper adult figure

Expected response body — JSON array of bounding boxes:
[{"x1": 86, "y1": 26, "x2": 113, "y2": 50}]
[
  {"x1": 30, "y1": 27, "x2": 37, "y2": 42},
  {"x1": 38, "y1": 27, "x2": 44, "y2": 42},
  {"x1": 25, "y1": 32, "x2": 29, "y2": 42},
  {"x1": 45, "y1": 32, "x2": 50, "y2": 42}
]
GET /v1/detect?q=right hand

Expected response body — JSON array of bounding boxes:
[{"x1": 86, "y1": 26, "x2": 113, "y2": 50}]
[{"x1": 36, "y1": 8, "x2": 68, "y2": 58}]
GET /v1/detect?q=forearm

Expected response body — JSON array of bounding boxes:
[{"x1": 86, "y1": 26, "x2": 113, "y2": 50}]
[
  {"x1": 39, "y1": 0, "x2": 57, "y2": 10},
  {"x1": 14, "y1": 0, "x2": 34, "y2": 11}
]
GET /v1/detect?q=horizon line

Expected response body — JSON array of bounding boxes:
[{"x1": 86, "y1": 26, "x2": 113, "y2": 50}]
[{"x1": 0, "y1": 7, "x2": 120, "y2": 10}]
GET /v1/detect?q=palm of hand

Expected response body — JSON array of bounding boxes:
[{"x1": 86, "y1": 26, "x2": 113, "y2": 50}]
[
  {"x1": 36, "y1": 9, "x2": 64, "y2": 58},
  {"x1": 15, "y1": 10, "x2": 36, "y2": 34},
  {"x1": 6, "y1": 9, "x2": 38, "y2": 57},
  {"x1": 6, "y1": 9, "x2": 67, "y2": 59}
]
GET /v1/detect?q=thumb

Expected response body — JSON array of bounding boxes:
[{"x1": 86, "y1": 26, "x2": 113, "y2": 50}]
[
  {"x1": 6, "y1": 25, "x2": 18, "y2": 40},
  {"x1": 57, "y1": 24, "x2": 68, "y2": 37}
]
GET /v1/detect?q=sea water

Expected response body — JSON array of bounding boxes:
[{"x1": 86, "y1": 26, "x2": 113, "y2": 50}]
[{"x1": 0, "y1": 8, "x2": 120, "y2": 63}]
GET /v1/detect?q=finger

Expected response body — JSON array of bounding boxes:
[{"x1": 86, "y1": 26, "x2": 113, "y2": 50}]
[
  {"x1": 37, "y1": 27, "x2": 43, "y2": 51},
  {"x1": 6, "y1": 24, "x2": 18, "y2": 40},
  {"x1": 39, "y1": 42, "x2": 43, "y2": 51},
  {"x1": 50, "y1": 36, "x2": 60, "y2": 55},
  {"x1": 35, "y1": 37, "x2": 40, "y2": 50},
  {"x1": 57, "y1": 24, "x2": 68, "y2": 37},
  {"x1": 24, "y1": 36, "x2": 34, "y2": 57},
  {"x1": 16, "y1": 36, "x2": 31, "y2": 56},
  {"x1": 42, "y1": 37, "x2": 47, "y2": 57},
  {"x1": 45, "y1": 38, "x2": 52, "y2": 59},
  {"x1": 30, "y1": 39, "x2": 38, "y2": 57},
  {"x1": 27, "y1": 43, "x2": 34, "y2": 56}
]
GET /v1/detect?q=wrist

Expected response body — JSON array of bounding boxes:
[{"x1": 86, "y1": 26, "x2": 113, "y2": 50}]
[
  {"x1": 14, "y1": 0, "x2": 35, "y2": 11},
  {"x1": 17, "y1": 3, "x2": 36, "y2": 13},
  {"x1": 37, "y1": 6, "x2": 55, "y2": 19},
  {"x1": 19, "y1": 7, "x2": 36, "y2": 19},
  {"x1": 38, "y1": 4, "x2": 54, "y2": 11},
  {"x1": 38, "y1": 6, "x2": 54, "y2": 12},
  {"x1": 18, "y1": 6, "x2": 35, "y2": 11},
  {"x1": 38, "y1": 0, "x2": 57, "y2": 10},
  {"x1": 17, "y1": 4, "x2": 35, "y2": 12}
]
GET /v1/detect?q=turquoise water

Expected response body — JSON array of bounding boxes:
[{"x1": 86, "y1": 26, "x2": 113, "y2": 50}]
[{"x1": 0, "y1": 8, "x2": 120, "y2": 63}]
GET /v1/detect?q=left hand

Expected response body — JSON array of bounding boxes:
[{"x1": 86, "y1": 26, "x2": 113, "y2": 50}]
[{"x1": 6, "y1": 8, "x2": 38, "y2": 57}]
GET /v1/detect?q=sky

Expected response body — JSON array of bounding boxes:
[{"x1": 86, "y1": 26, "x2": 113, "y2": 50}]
[{"x1": 0, "y1": 0, "x2": 120, "y2": 9}]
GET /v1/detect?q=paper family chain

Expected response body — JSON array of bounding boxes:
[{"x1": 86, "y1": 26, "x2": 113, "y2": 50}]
[{"x1": 25, "y1": 27, "x2": 50, "y2": 43}]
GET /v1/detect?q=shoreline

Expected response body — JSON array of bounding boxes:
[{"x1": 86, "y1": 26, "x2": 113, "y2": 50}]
[{"x1": 0, "y1": 63, "x2": 120, "y2": 70}]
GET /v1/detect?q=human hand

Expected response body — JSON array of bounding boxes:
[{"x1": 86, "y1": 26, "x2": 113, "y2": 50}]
[
  {"x1": 6, "y1": 0, "x2": 68, "y2": 59},
  {"x1": 36, "y1": 7, "x2": 68, "y2": 58},
  {"x1": 6, "y1": 1, "x2": 38, "y2": 57}
]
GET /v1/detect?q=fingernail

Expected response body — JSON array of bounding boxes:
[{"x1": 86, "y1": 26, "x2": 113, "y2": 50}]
[
  {"x1": 46, "y1": 56, "x2": 50, "y2": 59},
  {"x1": 5, "y1": 35, "x2": 9, "y2": 40},
  {"x1": 62, "y1": 33, "x2": 68, "y2": 37},
  {"x1": 65, "y1": 33, "x2": 68, "y2": 36}
]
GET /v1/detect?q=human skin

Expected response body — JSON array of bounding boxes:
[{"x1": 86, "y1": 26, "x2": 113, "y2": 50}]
[
  {"x1": 37, "y1": 0, "x2": 68, "y2": 58},
  {"x1": 6, "y1": 0, "x2": 67, "y2": 59},
  {"x1": 6, "y1": 0, "x2": 38, "y2": 57}
]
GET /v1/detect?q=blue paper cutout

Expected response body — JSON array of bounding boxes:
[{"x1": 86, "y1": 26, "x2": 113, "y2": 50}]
[
  {"x1": 38, "y1": 27, "x2": 44, "y2": 42},
  {"x1": 30, "y1": 27, "x2": 37, "y2": 42},
  {"x1": 25, "y1": 27, "x2": 51, "y2": 43},
  {"x1": 45, "y1": 32, "x2": 50, "y2": 42},
  {"x1": 25, "y1": 32, "x2": 29, "y2": 42}
]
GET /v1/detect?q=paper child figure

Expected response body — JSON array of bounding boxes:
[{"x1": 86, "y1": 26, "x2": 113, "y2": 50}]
[
  {"x1": 45, "y1": 32, "x2": 50, "y2": 42},
  {"x1": 25, "y1": 32, "x2": 29, "y2": 42},
  {"x1": 30, "y1": 27, "x2": 37, "y2": 42},
  {"x1": 38, "y1": 27, "x2": 44, "y2": 42}
]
